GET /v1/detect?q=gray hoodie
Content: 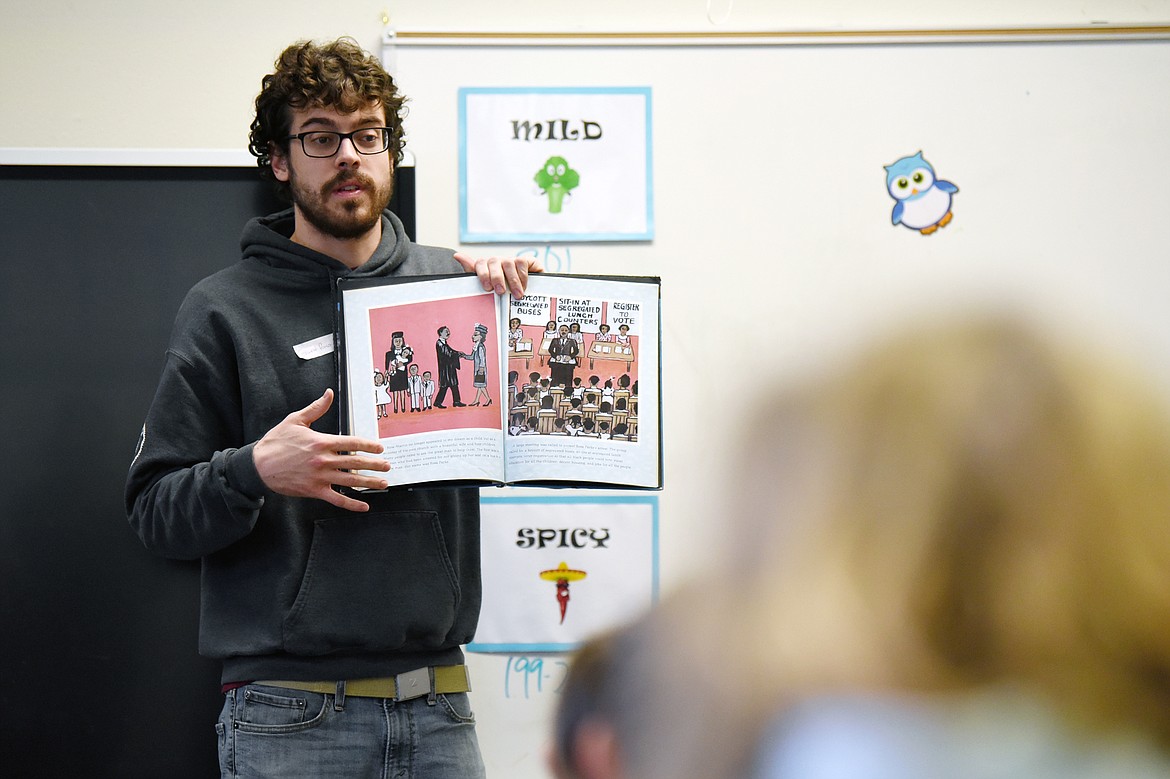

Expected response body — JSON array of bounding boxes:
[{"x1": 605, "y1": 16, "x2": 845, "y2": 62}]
[{"x1": 126, "y1": 209, "x2": 481, "y2": 683}]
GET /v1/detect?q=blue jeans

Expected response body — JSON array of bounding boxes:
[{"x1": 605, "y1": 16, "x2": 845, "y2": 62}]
[{"x1": 216, "y1": 684, "x2": 486, "y2": 778}]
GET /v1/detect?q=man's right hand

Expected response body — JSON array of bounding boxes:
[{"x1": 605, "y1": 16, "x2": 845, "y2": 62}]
[{"x1": 253, "y1": 388, "x2": 390, "y2": 512}]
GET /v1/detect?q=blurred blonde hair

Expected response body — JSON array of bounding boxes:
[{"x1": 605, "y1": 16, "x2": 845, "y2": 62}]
[
  {"x1": 727, "y1": 315, "x2": 1170, "y2": 742},
  {"x1": 610, "y1": 315, "x2": 1170, "y2": 779}
]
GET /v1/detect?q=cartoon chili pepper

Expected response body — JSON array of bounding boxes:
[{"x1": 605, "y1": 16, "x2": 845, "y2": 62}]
[{"x1": 539, "y1": 562, "x2": 587, "y2": 624}]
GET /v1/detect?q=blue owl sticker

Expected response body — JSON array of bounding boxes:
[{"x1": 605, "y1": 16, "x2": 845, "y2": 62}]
[{"x1": 885, "y1": 152, "x2": 959, "y2": 235}]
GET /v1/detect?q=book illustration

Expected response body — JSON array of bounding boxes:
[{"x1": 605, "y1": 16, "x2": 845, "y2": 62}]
[
  {"x1": 508, "y1": 293, "x2": 642, "y2": 443},
  {"x1": 469, "y1": 323, "x2": 493, "y2": 407},
  {"x1": 377, "y1": 330, "x2": 413, "y2": 416},
  {"x1": 338, "y1": 273, "x2": 661, "y2": 489},
  {"x1": 539, "y1": 562, "x2": 588, "y2": 624},
  {"x1": 885, "y1": 151, "x2": 959, "y2": 235},
  {"x1": 367, "y1": 292, "x2": 500, "y2": 439}
]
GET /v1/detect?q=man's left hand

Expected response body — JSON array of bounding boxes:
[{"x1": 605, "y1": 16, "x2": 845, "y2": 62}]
[{"x1": 455, "y1": 253, "x2": 544, "y2": 299}]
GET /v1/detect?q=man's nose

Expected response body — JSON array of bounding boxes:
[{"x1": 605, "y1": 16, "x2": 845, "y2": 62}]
[{"x1": 335, "y1": 136, "x2": 362, "y2": 165}]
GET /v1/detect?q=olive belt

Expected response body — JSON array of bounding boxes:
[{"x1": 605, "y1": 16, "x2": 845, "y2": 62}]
[{"x1": 255, "y1": 665, "x2": 470, "y2": 702}]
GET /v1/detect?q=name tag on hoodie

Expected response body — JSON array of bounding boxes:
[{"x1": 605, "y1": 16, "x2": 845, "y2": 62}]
[{"x1": 293, "y1": 333, "x2": 335, "y2": 360}]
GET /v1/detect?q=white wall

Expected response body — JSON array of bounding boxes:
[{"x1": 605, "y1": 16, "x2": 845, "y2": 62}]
[{"x1": 2, "y1": 1, "x2": 1167, "y2": 150}]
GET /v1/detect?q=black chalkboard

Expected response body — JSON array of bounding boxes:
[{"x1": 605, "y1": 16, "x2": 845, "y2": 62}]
[{"x1": 0, "y1": 163, "x2": 415, "y2": 776}]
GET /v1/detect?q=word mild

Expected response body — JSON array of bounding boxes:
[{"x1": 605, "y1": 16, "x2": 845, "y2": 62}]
[
  {"x1": 516, "y1": 527, "x2": 611, "y2": 549},
  {"x1": 512, "y1": 120, "x2": 602, "y2": 141}
]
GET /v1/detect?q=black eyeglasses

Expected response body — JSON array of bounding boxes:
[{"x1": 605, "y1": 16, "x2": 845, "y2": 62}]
[{"x1": 285, "y1": 127, "x2": 392, "y2": 158}]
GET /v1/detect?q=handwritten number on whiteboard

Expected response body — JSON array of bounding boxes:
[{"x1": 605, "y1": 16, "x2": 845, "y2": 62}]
[
  {"x1": 504, "y1": 656, "x2": 572, "y2": 699},
  {"x1": 516, "y1": 245, "x2": 572, "y2": 274},
  {"x1": 552, "y1": 659, "x2": 569, "y2": 694}
]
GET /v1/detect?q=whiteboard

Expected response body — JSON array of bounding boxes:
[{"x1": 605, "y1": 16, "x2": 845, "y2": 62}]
[{"x1": 388, "y1": 35, "x2": 1170, "y2": 778}]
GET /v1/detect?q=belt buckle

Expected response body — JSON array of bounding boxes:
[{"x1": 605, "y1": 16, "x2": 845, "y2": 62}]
[{"x1": 395, "y1": 667, "x2": 431, "y2": 701}]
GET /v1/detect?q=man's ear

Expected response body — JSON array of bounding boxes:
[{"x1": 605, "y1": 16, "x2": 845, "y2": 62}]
[{"x1": 270, "y1": 143, "x2": 290, "y2": 183}]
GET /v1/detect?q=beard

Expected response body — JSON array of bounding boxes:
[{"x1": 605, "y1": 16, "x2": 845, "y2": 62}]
[{"x1": 287, "y1": 165, "x2": 395, "y2": 240}]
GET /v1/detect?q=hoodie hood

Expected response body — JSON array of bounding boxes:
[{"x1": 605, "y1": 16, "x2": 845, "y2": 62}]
[{"x1": 240, "y1": 208, "x2": 414, "y2": 280}]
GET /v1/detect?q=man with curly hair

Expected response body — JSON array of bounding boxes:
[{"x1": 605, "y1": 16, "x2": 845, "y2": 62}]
[{"x1": 126, "y1": 37, "x2": 539, "y2": 777}]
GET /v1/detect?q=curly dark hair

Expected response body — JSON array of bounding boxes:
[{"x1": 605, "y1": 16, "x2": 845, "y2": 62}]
[{"x1": 248, "y1": 38, "x2": 407, "y2": 201}]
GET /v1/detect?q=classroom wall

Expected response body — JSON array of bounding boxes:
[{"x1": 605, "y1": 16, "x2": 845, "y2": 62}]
[
  {"x1": 4, "y1": 2, "x2": 1170, "y2": 777},
  {"x1": 1, "y1": 0, "x2": 1166, "y2": 151}
]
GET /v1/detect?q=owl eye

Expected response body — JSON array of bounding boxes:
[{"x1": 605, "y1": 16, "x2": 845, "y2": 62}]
[
  {"x1": 912, "y1": 172, "x2": 924, "y2": 184},
  {"x1": 897, "y1": 178, "x2": 909, "y2": 189}
]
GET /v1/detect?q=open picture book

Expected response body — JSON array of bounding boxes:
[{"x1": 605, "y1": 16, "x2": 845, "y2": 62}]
[{"x1": 336, "y1": 272, "x2": 661, "y2": 489}]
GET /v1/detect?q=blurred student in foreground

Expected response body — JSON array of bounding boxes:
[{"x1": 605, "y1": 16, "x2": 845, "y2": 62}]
[
  {"x1": 553, "y1": 315, "x2": 1170, "y2": 779},
  {"x1": 548, "y1": 630, "x2": 628, "y2": 779}
]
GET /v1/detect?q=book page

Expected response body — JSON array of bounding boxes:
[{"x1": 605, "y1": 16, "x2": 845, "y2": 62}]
[
  {"x1": 339, "y1": 275, "x2": 507, "y2": 486},
  {"x1": 502, "y1": 275, "x2": 660, "y2": 488}
]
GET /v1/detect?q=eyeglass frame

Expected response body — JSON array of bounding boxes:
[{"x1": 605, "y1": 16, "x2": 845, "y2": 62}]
[{"x1": 284, "y1": 127, "x2": 393, "y2": 158}]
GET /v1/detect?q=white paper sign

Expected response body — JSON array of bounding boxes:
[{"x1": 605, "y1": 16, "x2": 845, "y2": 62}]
[
  {"x1": 459, "y1": 87, "x2": 653, "y2": 242},
  {"x1": 469, "y1": 494, "x2": 659, "y2": 652}
]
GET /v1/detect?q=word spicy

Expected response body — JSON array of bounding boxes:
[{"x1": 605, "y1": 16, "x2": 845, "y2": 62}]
[{"x1": 516, "y1": 528, "x2": 611, "y2": 549}]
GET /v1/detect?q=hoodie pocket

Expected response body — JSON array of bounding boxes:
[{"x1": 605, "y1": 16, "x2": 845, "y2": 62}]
[{"x1": 282, "y1": 511, "x2": 460, "y2": 655}]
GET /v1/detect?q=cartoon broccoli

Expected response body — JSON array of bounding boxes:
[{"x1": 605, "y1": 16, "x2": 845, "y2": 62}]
[{"x1": 534, "y1": 156, "x2": 580, "y2": 214}]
